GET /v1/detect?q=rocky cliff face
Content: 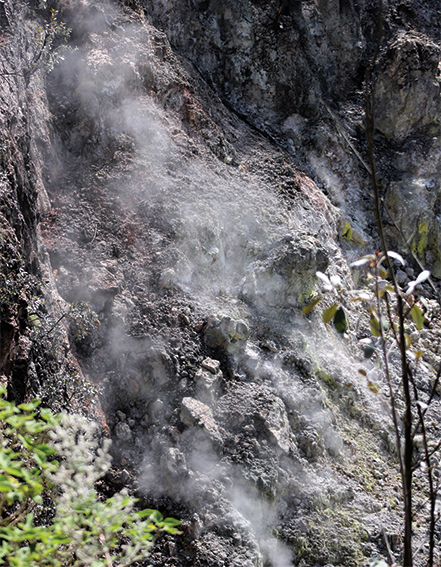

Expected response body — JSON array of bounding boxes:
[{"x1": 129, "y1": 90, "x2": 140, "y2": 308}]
[
  {"x1": 1, "y1": 0, "x2": 441, "y2": 565},
  {"x1": 0, "y1": 0, "x2": 72, "y2": 402}
]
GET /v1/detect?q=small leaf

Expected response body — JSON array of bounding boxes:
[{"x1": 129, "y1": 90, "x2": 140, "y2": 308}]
[
  {"x1": 404, "y1": 334, "x2": 411, "y2": 350},
  {"x1": 406, "y1": 282, "x2": 417, "y2": 295},
  {"x1": 370, "y1": 312, "x2": 382, "y2": 337},
  {"x1": 351, "y1": 292, "x2": 373, "y2": 302},
  {"x1": 302, "y1": 296, "x2": 322, "y2": 315},
  {"x1": 350, "y1": 256, "x2": 374, "y2": 268},
  {"x1": 27, "y1": 314, "x2": 40, "y2": 328},
  {"x1": 387, "y1": 251, "x2": 405, "y2": 265},
  {"x1": 323, "y1": 304, "x2": 338, "y2": 324},
  {"x1": 333, "y1": 306, "x2": 347, "y2": 333},
  {"x1": 149, "y1": 510, "x2": 163, "y2": 523},
  {"x1": 17, "y1": 401, "x2": 40, "y2": 412},
  {"x1": 316, "y1": 271, "x2": 331, "y2": 287},
  {"x1": 163, "y1": 518, "x2": 182, "y2": 526},
  {"x1": 363, "y1": 344, "x2": 375, "y2": 359},
  {"x1": 411, "y1": 304, "x2": 425, "y2": 330},
  {"x1": 342, "y1": 221, "x2": 353, "y2": 240},
  {"x1": 341, "y1": 223, "x2": 366, "y2": 246},
  {"x1": 162, "y1": 525, "x2": 183, "y2": 534},
  {"x1": 415, "y1": 269, "x2": 431, "y2": 285},
  {"x1": 34, "y1": 444, "x2": 56, "y2": 456},
  {"x1": 351, "y1": 230, "x2": 366, "y2": 246},
  {"x1": 407, "y1": 270, "x2": 431, "y2": 294},
  {"x1": 136, "y1": 509, "x2": 158, "y2": 518},
  {"x1": 367, "y1": 381, "x2": 380, "y2": 394},
  {"x1": 358, "y1": 369, "x2": 367, "y2": 376},
  {"x1": 329, "y1": 275, "x2": 342, "y2": 288}
]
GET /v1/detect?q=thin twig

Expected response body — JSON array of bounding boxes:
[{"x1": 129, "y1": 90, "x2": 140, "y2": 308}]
[
  {"x1": 365, "y1": 1, "x2": 414, "y2": 564},
  {"x1": 408, "y1": 365, "x2": 436, "y2": 566},
  {"x1": 321, "y1": 98, "x2": 372, "y2": 174}
]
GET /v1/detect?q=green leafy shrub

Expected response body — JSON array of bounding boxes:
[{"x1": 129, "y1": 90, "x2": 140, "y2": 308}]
[
  {"x1": 0, "y1": 389, "x2": 180, "y2": 566},
  {"x1": 24, "y1": 7, "x2": 72, "y2": 76}
]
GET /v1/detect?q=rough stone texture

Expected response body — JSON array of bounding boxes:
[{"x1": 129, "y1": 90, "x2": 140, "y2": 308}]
[
  {"x1": 160, "y1": 447, "x2": 188, "y2": 482},
  {"x1": 385, "y1": 178, "x2": 441, "y2": 277},
  {"x1": 204, "y1": 315, "x2": 250, "y2": 353},
  {"x1": 374, "y1": 32, "x2": 441, "y2": 141},
  {"x1": 114, "y1": 420, "x2": 132, "y2": 440},
  {"x1": 195, "y1": 365, "x2": 221, "y2": 405},
  {"x1": 0, "y1": 0, "x2": 78, "y2": 403},
  {"x1": 201, "y1": 357, "x2": 221, "y2": 374},
  {"x1": 141, "y1": 0, "x2": 366, "y2": 137},
  {"x1": 180, "y1": 396, "x2": 223, "y2": 445},
  {"x1": 241, "y1": 232, "x2": 329, "y2": 308},
  {"x1": 2, "y1": 0, "x2": 441, "y2": 566},
  {"x1": 258, "y1": 396, "x2": 295, "y2": 455}
]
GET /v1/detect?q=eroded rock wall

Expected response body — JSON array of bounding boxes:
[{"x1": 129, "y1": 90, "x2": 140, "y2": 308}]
[
  {"x1": 0, "y1": 0, "x2": 70, "y2": 401},
  {"x1": 141, "y1": 0, "x2": 441, "y2": 276},
  {"x1": 2, "y1": 0, "x2": 441, "y2": 566}
]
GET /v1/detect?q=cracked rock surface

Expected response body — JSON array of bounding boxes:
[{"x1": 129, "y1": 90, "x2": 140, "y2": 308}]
[{"x1": 1, "y1": 0, "x2": 441, "y2": 566}]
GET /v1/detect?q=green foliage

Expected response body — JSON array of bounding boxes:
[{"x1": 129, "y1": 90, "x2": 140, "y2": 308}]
[
  {"x1": 410, "y1": 304, "x2": 425, "y2": 330},
  {"x1": 0, "y1": 390, "x2": 180, "y2": 566},
  {"x1": 322, "y1": 303, "x2": 338, "y2": 324},
  {"x1": 308, "y1": 253, "x2": 430, "y2": 362},
  {"x1": 348, "y1": 252, "x2": 429, "y2": 359},
  {"x1": 2, "y1": 4, "x2": 72, "y2": 79},
  {"x1": 27, "y1": 9, "x2": 71, "y2": 75},
  {"x1": 0, "y1": 392, "x2": 57, "y2": 531},
  {"x1": 301, "y1": 295, "x2": 322, "y2": 315},
  {"x1": 306, "y1": 251, "x2": 434, "y2": 407},
  {"x1": 341, "y1": 220, "x2": 366, "y2": 246},
  {"x1": 304, "y1": 271, "x2": 347, "y2": 334},
  {"x1": 333, "y1": 306, "x2": 347, "y2": 333}
]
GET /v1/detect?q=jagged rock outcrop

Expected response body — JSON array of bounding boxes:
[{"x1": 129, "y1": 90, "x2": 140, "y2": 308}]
[
  {"x1": 0, "y1": 0, "x2": 76, "y2": 402},
  {"x1": 142, "y1": 0, "x2": 366, "y2": 137},
  {"x1": 374, "y1": 31, "x2": 441, "y2": 141}
]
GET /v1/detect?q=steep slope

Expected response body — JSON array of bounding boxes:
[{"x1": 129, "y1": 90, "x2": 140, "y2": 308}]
[
  {"x1": 0, "y1": 0, "x2": 77, "y2": 404},
  {"x1": 1, "y1": 0, "x2": 441, "y2": 566}
]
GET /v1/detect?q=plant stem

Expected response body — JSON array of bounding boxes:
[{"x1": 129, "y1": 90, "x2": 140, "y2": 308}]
[
  {"x1": 408, "y1": 367, "x2": 435, "y2": 567},
  {"x1": 365, "y1": 2, "x2": 413, "y2": 564}
]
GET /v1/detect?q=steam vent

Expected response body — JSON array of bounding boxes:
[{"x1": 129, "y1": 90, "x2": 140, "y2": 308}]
[{"x1": 2, "y1": 0, "x2": 441, "y2": 565}]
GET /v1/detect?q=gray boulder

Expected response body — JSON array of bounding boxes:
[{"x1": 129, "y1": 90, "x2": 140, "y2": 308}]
[{"x1": 204, "y1": 316, "x2": 250, "y2": 354}]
